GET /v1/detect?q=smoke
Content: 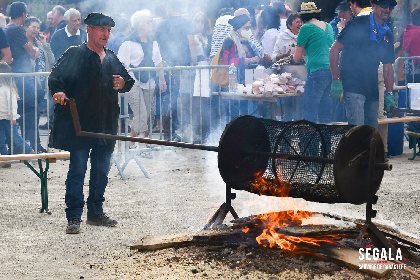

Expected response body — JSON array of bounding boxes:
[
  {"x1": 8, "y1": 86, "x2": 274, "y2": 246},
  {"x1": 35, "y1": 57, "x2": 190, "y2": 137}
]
[{"x1": 78, "y1": 0, "x2": 209, "y2": 20}]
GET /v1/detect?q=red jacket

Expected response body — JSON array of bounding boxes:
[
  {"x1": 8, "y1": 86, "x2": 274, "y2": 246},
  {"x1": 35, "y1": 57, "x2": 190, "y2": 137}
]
[{"x1": 403, "y1": 25, "x2": 420, "y2": 58}]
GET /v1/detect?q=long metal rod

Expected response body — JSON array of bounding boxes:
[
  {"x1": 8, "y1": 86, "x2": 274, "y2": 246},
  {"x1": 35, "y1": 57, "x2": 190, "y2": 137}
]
[
  {"x1": 68, "y1": 99, "x2": 219, "y2": 152},
  {"x1": 68, "y1": 99, "x2": 392, "y2": 171},
  {"x1": 78, "y1": 130, "x2": 219, "y2": 152}
]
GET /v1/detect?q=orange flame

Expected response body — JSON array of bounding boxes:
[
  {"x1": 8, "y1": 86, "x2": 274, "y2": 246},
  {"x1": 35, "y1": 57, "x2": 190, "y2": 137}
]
[
  {"x1": 247, "y1": 171, "x2": 338, "y2": 252},
  {"x1": 256, "y1": 229, "x2": 337, "y2": 252},
  {"x1": 249, "y1": 170, "x2": 290, "y2": 197}
]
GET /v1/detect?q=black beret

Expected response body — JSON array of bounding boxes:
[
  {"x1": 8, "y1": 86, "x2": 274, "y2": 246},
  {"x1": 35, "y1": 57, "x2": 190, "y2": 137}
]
[
  {"x1": 371, "y1": 0, "x2": 397, "y2": 7},
  {"x1": 84, "y1": 12, "x2": 115, "y2": 27},
  {"x1": 228, "y1": 14, "x2": 250, "y2": 31}
]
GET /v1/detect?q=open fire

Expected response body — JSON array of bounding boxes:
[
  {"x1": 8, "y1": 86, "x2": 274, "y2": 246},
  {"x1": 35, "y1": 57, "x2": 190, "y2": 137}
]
[{"x1": 244, "y1": 171, "x2": 342, "y2": 253}]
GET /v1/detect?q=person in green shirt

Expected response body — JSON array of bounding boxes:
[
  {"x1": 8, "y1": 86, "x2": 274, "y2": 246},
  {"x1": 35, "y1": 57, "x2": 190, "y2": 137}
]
[{"x1": 293, "y1": 2, "x2": 335, "y2": 123}]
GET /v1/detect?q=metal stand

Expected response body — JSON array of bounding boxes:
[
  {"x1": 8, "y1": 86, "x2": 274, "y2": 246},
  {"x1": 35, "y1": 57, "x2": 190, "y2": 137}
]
[
  {"x1": 204, "y1": 184, "x2": 239, "y2": 229},
  {"x1": 23, "y1": 159, "x2": 51, "y2": 214},
  {"x1": 360, "y1": 137, "x2": 395, "y2": 251},
  {"x1": 113, "y1": 145, "x2": 151, "y2": 180}
]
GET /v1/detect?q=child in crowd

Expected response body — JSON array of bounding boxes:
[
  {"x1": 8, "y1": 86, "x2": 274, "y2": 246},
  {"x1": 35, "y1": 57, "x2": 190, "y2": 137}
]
[{"x1": 0, "y1": 62, "x2": 33, "y2": 157}]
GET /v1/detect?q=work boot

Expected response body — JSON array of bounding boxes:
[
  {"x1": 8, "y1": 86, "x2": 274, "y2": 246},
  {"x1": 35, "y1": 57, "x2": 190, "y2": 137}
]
[
  {"x1": 66, "y1": 219, "x2": 81, "y2": 234},
  {"x1": 86, "y1": 213, "x2": 118, "y2": 227}
]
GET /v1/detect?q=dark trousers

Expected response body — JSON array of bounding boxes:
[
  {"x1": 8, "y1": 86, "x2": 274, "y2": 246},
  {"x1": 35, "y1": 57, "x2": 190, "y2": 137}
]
[
  {"x1": 65, "y1": 142, "x2": 114, "y2": 221},
  {"x1": 161, "y1": 72, "x2": 180, "y2": 138},
  {"x1": 16, "y1": 77, "x2": 44, "y2": 151}
]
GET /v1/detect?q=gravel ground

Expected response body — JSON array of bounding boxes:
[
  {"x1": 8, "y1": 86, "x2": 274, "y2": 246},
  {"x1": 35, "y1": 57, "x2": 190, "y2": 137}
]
[{"x1": 0, "y1": 142, "x2": 419, "y2": 279}]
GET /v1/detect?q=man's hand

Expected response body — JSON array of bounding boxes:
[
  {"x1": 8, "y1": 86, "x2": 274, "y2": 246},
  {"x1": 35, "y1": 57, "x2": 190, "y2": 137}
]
[
  {"x1": 331, "y1": 79, "x2": 344, "y2": 100},
  {"x1": 112, "y1": 75, "x2": 125, "y2": 90},
  {"x1": 53, "y1": 92, "x2": 68, "y2": 105}
]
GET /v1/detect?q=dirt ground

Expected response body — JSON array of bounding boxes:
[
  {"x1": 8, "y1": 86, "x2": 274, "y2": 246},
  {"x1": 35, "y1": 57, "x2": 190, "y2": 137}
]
[{"x1": 0, "y1": 140, "x2": 419, "y2": 279}]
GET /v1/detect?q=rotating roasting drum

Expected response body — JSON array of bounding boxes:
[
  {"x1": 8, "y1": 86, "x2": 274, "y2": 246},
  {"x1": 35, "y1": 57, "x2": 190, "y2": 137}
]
[
  {"x1": 218, "y1": 116, "x2": 388, "y2": 205},
  {"x1": 67, "y1": 101, "x2": 393, "y2": 249}
]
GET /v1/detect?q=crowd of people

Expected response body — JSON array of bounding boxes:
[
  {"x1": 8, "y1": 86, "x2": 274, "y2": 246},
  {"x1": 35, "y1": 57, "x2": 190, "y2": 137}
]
[{"x1": 0, "y1": 0, "x2": 419, "y2": 153}]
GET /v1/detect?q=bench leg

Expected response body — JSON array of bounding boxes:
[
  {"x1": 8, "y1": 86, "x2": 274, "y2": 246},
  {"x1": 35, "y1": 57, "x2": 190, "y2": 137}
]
[{"x1": 23, "y1": 159, "x2": 51, "y2": 214}]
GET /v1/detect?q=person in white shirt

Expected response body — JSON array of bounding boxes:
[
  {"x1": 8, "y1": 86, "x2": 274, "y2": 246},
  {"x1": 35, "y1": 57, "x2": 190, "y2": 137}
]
[
  {"x1": 272, "y1": 13, "x2": 302, "y2": 61},
  {"x1": 0, "y1": 62, "x2": 33, "y2": 157},
  {"x1": 272, "y1": 13, "x2": 303, "y2": 121},
  {"x1": 117, "y1": 9, "x2": 166, "y2": 139},
  {"x1": 260, "y1": 6, "x2": 280, "y2": 58}
]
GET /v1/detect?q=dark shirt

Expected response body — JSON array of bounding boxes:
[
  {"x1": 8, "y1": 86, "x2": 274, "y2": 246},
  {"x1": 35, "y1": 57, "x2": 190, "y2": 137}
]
[
  {"x1": 55, "y1": 20, "x2": 66, "y2": 33},
  {"x1": 337, "y1": 15, "x2": 394, "y2": 101},
  {"x1": 48, "y1": 43, "x2": 134, "y2": 150},
  {"x1": 155, "y1": 16, "x2": 193, "y2": 66},
  {"x1": 50, "y1": 27, "x2": 86, "y2": 61},
  {"x1": 330, "y1": 16, "x2": 339, "y2": 39},
  {"x1": 0, "y1": 28, "x2": 8, "y2": 49},
  {"x1": 4, "y1": 23, "x2": 31, "y2": 72}
]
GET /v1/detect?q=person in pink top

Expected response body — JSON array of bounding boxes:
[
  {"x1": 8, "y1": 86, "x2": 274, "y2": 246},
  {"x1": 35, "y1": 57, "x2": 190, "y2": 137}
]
[{"x1": 403, "y1": 7, "x2": 420, "y2": 83}]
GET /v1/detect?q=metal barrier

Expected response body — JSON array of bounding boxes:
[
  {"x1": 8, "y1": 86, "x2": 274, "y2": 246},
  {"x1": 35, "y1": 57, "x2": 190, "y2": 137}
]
[
  {"x1": 0, "y1": 65, "x2": 278, "y2": 178},
  {"x1": 0, "y1": 71, "x2": 51, "y2": 155},
  {"x1": 113, "y1": 65, "x2": 271, "y2": 179},
  {"x1": 394, "y1": 56, "x2": 420, "y2": 86}
]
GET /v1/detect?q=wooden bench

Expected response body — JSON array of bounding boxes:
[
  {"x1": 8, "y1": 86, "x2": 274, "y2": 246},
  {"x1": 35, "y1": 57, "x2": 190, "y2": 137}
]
[
  {"x1": 406, "y1": 131, "x2": 420, "y2": 160},
  {"x1": 0, "y1": 152, "x2": 70, "y2": 213},
  {"x1": 377, "y1": 116, "x2": 420, "y2": 125}
]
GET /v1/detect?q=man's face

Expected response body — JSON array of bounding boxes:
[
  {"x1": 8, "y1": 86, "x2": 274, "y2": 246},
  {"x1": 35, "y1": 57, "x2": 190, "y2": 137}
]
[
  {"x1": 372, "y1": 3, "x2": 394, "y2": 23},
  {"x1": 67, "y1": 13, "x2": 81, "y2": 33},
  {"x1": 51, "y1": 11, "x2": 62, "y2": 26},
  {"x1": 87, "y1": 25, "x2": 111, "y2": 48},
  {"x1": 47, "y1": 12, "x2": 53, "y2": 27}
]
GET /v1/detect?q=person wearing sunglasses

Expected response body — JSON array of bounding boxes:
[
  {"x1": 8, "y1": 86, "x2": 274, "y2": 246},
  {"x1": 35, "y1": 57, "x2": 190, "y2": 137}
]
[{"x1": 330, "y1": 0, "x2": 397, "y2": 129}]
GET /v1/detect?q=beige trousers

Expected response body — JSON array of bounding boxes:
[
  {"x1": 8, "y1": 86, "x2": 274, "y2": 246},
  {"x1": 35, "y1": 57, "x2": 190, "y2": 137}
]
[{"x1": 127, "y1": 83, "x2": 154, "y2": 136}]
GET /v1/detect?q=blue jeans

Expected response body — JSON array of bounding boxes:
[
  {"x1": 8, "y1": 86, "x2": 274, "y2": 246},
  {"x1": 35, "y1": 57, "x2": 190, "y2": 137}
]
[
  {"x1": 344, "y1": 92, "x2": 379, "y2": 128},
  {"x1": 303, "y1": 69, "x2": 333, "y2": 123},
  {"x1": 0, "y1": 120, "x2": 33, "y2": 154},
  {"x1": 65, "y1": 142, "x2": 114, "y2": 221}
]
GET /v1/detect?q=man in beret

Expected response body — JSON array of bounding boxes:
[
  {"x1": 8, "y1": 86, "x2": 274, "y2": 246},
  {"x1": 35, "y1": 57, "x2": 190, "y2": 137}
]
[
  {"x1": 330, "y1": 0, "x2": 396, "y2": 128},
  {"x1": 48, "y1": 13, "x2": 134, "y2": 234}
]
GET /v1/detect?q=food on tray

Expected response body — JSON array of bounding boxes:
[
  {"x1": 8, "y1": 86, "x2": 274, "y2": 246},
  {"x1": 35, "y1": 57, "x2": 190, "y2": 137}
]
[{"x1": 251, "y1": 72, "x2": 305, "y2": 95}]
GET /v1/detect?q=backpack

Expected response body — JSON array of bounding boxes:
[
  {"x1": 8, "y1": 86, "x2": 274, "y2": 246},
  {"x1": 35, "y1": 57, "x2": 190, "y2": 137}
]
[{"x1": 210, "y1": 47, "x2": 229, "y2": 86}]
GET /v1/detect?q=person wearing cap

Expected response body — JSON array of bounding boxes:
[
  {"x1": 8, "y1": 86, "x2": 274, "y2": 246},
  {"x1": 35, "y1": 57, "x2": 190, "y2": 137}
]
[
  {"x1": 217, "y1": 14, "x2": 260, "y2": 120},
  {"x1": 293, "y1": 2, "x2": 335, "y2": 124},
  {"x1": 330, "y1": 0, "x2": 396, "y2": 129},
  {"x1": 48, "y1": 12, "x2": 134, "y2": 234}
]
